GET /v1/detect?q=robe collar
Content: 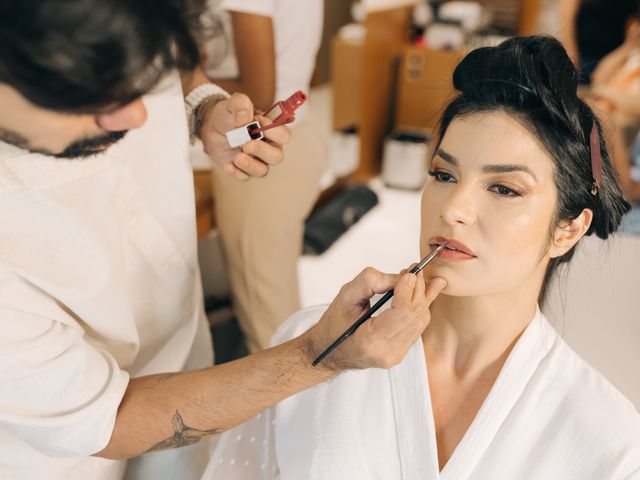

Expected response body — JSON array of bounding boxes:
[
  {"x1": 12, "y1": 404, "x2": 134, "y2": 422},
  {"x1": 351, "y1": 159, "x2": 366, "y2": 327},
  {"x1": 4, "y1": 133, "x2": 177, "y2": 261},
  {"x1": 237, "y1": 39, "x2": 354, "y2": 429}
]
[{"x1": 388, "y1": 306, "x2": 555, "y2": 479}]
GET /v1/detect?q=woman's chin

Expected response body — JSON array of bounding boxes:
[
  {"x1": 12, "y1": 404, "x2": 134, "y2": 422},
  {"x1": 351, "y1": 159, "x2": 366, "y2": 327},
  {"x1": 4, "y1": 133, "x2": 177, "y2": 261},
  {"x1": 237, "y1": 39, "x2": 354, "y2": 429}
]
[{"x1": 425, "y1": 279, "x2": 475, "y2": 298}]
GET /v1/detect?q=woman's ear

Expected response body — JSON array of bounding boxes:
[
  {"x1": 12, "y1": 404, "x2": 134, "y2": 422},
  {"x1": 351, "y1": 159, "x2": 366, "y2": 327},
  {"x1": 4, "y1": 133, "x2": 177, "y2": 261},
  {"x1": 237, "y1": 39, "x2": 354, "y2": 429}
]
[{"x1": 549, "y1": 208, "x2": 594, "y2": 258}]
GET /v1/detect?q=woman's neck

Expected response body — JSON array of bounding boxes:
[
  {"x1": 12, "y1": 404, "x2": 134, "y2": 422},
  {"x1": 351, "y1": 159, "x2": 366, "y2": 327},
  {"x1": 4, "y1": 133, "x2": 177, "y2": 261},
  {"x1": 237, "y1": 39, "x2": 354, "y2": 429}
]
[{"x1": 423, "y1": 284, "x2": 540, "y2": 379}]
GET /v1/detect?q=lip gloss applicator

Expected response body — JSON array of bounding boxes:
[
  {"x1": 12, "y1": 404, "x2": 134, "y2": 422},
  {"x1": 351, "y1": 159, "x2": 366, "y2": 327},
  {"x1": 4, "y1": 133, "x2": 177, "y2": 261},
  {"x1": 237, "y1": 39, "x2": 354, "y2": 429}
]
[
  {"x1": 225, "y1": 91, "x2": 307, "y2": 148},
  {"x1": 312, "y1": 242, "x2": 448, "y2": 366}
]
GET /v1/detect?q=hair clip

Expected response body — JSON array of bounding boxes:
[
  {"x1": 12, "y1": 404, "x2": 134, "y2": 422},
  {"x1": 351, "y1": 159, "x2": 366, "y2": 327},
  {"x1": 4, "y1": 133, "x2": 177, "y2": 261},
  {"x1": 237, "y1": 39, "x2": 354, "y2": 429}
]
[{"x1": 589, "y1": 122, "x2": 602, "y2": 196}]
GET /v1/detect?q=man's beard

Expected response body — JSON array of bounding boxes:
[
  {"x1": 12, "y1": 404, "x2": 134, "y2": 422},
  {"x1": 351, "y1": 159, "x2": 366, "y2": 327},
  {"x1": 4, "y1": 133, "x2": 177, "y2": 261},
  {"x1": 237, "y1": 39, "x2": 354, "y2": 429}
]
[
  {"x1": 53, "y1": 130, "x2": 128, "y2": 159},
  {"x1": 0, "y1": 128, "x2": 129, "y2": 159}
]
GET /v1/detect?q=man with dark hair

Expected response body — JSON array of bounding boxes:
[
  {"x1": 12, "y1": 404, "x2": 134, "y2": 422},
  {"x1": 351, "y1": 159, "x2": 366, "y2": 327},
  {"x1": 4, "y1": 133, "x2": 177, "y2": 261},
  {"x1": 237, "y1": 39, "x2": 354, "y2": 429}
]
[{"x1": 0, "y1": 1, "x2": 440, "y2": 479}]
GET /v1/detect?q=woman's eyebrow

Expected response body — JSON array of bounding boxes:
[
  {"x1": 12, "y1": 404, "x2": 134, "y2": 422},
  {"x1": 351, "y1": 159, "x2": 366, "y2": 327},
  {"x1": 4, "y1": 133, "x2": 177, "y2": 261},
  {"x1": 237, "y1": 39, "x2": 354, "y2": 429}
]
[
  {"x1": 482, "y1": 164, "x2": 538, "y2": 181},
  {"x1": 435, "y1": 148, "x2": 459, "y2": 165},
  {"x1": 435, "y1": 148, "x2": 538, "y2": 182}
]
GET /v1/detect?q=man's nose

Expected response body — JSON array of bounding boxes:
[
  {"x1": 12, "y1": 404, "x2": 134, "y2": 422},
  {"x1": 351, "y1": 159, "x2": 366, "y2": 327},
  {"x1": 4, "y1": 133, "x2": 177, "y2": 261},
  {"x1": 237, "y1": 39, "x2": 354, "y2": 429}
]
[{"x1": 95, "y1": 99, "x2": 148, "y2": 132}]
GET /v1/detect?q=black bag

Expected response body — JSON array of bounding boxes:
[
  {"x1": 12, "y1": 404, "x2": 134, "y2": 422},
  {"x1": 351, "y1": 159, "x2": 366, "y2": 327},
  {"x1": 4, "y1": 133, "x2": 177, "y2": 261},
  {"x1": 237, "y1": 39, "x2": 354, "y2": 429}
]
[{"x1": 303, "y1": 184, "x2": 379, "y2": 255}]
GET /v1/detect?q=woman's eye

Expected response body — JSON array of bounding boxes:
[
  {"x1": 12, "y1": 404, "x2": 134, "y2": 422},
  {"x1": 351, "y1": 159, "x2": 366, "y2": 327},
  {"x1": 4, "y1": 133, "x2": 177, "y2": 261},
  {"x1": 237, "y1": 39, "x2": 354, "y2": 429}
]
[
  {"x1": 428, "y1": 169, "x2": 455, "y2": 182},
  {"x1": 489, "y1": 184, "x2": 521, "y2": 197}
]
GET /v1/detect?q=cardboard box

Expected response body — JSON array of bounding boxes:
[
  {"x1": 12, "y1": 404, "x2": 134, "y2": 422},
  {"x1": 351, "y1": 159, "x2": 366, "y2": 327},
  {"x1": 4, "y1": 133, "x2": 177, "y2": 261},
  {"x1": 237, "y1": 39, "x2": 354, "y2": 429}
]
[
  {"x1": 331, "y1": 36, "x2": 364, "y2": 131},
  {"x1": 394, "y1": 47, "x2": 465, "y2": 130}
]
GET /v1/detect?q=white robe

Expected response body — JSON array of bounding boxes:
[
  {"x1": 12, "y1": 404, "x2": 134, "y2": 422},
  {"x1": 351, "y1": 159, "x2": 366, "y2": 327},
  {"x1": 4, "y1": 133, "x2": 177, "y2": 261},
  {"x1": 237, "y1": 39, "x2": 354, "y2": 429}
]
[{"x1": 203, "y1": 305, "x2": 640, "y2": 479}]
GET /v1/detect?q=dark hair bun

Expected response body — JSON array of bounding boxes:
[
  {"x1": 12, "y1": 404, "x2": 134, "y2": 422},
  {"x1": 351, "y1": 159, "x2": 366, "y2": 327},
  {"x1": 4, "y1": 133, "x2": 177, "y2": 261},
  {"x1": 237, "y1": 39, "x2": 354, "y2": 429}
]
[{"x1": 453, "y1": 36, "x2": 581, "y2": 128}]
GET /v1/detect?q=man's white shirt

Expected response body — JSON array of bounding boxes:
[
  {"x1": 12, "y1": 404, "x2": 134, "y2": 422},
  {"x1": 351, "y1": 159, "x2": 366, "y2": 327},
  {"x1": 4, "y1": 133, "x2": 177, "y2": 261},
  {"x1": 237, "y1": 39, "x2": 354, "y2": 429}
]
[{"x1": 0, "y1": 74, "x2": 214, "y2": 480}]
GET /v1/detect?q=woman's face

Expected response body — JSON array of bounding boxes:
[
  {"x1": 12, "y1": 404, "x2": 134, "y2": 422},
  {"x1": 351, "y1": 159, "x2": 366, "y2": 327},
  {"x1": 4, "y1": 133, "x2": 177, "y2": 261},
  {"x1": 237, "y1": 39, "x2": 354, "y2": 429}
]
[{"x1": 420, "y1": 111, "x2": 558, "y2": 297}]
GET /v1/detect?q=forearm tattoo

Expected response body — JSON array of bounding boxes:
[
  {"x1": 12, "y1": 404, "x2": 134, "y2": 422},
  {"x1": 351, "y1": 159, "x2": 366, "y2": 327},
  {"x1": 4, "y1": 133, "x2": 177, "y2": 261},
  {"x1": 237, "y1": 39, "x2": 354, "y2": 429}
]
[{"x1": 146, "y1": 410, "x2": 220, "y2": 453}]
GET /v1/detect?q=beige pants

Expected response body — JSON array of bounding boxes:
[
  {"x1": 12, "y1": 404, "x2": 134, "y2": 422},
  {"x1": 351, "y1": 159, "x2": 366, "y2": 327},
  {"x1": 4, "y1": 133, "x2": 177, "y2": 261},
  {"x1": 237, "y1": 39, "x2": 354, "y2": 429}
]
[{"x1": 212, "y1": 117, "x2": 327, "y2": 351}]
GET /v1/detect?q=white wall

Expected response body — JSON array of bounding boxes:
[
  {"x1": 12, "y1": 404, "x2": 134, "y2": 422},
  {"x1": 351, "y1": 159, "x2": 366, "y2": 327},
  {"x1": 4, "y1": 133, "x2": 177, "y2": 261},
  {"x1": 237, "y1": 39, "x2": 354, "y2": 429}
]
[{"x1": 543, "y1": 234, "x2": 640, "y2": 410}]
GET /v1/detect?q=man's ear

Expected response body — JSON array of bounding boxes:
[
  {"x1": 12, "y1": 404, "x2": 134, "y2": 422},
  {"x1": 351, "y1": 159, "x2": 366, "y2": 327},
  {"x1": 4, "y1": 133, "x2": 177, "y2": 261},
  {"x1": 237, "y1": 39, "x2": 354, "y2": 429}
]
[{"x1": 549, "y1": 208, "x2": 594, "y2": 258}]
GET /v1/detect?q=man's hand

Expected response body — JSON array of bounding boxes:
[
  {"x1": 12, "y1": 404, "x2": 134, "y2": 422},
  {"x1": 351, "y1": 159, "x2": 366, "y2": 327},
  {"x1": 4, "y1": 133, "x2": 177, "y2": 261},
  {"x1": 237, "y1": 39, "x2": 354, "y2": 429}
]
[
  {"x1": 97, "y1": 266, "x2": 445, "y2": 460},
  {"x1": 305, "y1": 267, "x2": 447, "y2": 372},
  {"x1": 199, "y1": 93, "x2": 291, "y2": 180},
  {"x1": 589, "y1": 84, "x2": 640, "y2": 127}
]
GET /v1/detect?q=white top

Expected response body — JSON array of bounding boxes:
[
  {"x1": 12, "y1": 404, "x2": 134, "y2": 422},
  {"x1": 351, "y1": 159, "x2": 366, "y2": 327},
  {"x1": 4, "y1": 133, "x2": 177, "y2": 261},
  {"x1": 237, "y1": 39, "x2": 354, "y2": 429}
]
[
  {"x1": 206, "y1": 0, "x2": 324, "y2": 120},
  {"x1": 203, "y1": 305, "x2": 640, "y2": 479},
  {"x1": 0, "y1": 74, "x2": 214, "y2": 480}
]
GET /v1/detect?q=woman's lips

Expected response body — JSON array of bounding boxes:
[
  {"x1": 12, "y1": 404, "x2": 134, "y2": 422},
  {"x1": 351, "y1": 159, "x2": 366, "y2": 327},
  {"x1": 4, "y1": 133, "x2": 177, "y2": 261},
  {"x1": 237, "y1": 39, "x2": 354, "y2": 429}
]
[
  {"x1": 429, "y1": 237, "x2": 476, "y2": 260},
  {"x1": 431, "y1": 247, "x2": 475, "y2": 261}
]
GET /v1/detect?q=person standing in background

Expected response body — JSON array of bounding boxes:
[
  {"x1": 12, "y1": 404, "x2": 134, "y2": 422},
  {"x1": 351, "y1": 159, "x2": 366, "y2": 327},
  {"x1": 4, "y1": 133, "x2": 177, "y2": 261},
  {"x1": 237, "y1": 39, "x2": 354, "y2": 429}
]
[
  {"x1": 587, "y1": 29, "x2": 640, "y2": 233},
  {"x1": 200, "y1": 0, "x2": 327, "y2": 352},
  {"x1": 558, "y1": 0, "x2": 637, "y2": 83}
]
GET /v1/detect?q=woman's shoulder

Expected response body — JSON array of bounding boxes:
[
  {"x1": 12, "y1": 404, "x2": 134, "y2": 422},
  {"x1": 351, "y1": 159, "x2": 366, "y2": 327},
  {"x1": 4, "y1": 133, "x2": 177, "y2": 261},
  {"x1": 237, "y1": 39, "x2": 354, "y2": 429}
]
[
  {"x1": 549, "y1": 327, "x2": 636, "y2": 405},
  {"x1": 526, "y1": 316, "x2": 640, "y2": 475},
  {"x1": 540, "y1": 316, "x2": 640, "y2": 444},
  {"x1": 270, "y1": 304, "x2": 329, "y2": 347}
]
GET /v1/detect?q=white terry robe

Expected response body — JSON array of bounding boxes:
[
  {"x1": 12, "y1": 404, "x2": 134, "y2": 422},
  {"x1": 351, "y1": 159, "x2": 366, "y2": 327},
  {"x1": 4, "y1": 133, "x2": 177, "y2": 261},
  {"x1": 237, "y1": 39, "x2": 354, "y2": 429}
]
[{"x1": 203, "y1": 305, "x2": 640, "y2": 479}]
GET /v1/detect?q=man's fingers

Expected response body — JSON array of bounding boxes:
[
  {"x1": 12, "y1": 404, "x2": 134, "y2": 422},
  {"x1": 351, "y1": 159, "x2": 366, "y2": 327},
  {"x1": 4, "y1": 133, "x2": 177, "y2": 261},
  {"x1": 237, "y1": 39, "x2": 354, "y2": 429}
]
[
  {"x1": 378, "y1": 275, "x2": 442, "y2": 343},
  {"x1": 232, "y1": 152, "x2": 269, "y2": 177},
  {"x1": 412, "y1": 272, "x2": 426, "y2": 304},
  {"x1": 206, "y1": 93, "x2": 253, "y2": 136},
  {"x1": 390, "y1": 273, "x2": 416, "y2": 310},
  {"x1": 241, "y1": 139, "x2": 284, "y2": 166},
  {"x1": 399, "y1": 263, "x2": 418, "y2": 276},
  {"x1": 225, "y1": 93, "x2": 254, "y2": 128},
  {"x1": 222, "y1": 161, "x2": 250, "y2": 181},
  {"x1": 208, "y1": 93, "x2": 254, "y2": 133},
  {"x1": 255, "y1": 115, "x2": 291, "y2": 146},
  {"x1": 343, "y1": 267, "x2": 399, "y2": 304},
  {"x1": 424, "y1": 277, "x2": 447, "y2": 307}
]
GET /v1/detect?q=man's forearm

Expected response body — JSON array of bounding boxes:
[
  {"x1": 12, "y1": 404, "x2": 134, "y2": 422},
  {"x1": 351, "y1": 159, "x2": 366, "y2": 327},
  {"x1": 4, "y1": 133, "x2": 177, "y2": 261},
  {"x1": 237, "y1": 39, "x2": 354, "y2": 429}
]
[
  {"x1": 610, "y1": 126, "x2": 640, "y2": 203},
  {"x1": 96, "y1": 333, "x2": 335, "y2": 460},
  {"x1": 180, "y1": 67, "x2": 215, "y2": 97},
  {"x1": 209, "y1": 77, "x2": 274, "y2": 112},
  {"x1": 210, "y1": 78, "x2": 242, "y2": 96},
  {"x1": 558, "y1": 0, "x2": 580, "y2": 66}
]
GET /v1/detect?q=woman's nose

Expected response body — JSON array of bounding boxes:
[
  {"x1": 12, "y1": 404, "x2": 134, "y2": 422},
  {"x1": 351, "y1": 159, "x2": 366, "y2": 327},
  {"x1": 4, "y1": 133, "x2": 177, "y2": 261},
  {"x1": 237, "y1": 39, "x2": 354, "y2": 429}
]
[
  {"x1": 95, "y1": 99, "x2": 148, "y2": 132},
  {"x1": 440, "y1": 187, "x2": 478, "y2": 226}
]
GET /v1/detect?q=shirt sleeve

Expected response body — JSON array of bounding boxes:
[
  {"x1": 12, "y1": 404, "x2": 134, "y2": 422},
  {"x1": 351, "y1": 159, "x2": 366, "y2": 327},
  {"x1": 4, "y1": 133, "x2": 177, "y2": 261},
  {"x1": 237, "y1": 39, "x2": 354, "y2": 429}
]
[
  {"x1": 202, "y1": 407, "x2": 278, "y2": 479},
  {"x1": 0, "y1": 300, "x2": 129, "y2": 457},
  {"x1": 219, "y1": 0, "x2": 274, "y2": 17}
]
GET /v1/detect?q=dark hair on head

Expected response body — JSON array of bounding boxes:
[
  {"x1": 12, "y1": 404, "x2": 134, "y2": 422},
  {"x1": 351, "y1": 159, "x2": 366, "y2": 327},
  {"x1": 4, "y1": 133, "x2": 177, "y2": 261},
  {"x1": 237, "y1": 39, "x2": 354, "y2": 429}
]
[
  {"x1": 433, "y1": 36, "x2": 631, "y2": 304},
  {"x1": 0, "y1": 0, "x2": 209, "y2": 113}
]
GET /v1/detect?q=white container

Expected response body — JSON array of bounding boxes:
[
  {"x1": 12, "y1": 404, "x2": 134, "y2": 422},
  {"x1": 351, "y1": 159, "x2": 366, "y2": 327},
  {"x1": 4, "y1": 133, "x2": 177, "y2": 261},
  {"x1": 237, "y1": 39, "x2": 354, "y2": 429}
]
[
  {"x1": 382, "y1": 129, "x2": 430, "y2": 190},
  {"x1": 329, "y1": 127, "x2": 360, "y2": 178},
  {"x1": 424, "y1": 20, "x2": 465, "y2": 50},
  {"x1": 439, "y1": 1, "x2": 488, "y2": 32}
]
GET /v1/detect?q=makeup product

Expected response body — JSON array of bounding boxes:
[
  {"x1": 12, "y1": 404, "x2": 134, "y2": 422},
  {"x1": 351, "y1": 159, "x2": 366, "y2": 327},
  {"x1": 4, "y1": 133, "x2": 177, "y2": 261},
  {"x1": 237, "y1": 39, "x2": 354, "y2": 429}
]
[
  {"x1": 249, "y1": 90, "x2": 307, "y2": 136},
  {"x1": 312, "y1": 242, "x2": 447, "y2": 366},
  {"x1": 225, "y1": 121, "x2": 264, "y2": 148},
  {"x1": 264, "y1": 90, "x2": 307, "y2": 124},
  {"x1": 225, "y1": 91, "x2": 307, "y2": 147}
]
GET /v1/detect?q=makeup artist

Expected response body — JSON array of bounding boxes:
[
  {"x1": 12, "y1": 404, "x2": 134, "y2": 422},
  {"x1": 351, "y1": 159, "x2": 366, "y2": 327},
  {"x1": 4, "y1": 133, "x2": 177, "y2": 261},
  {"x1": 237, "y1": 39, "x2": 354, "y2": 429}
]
[{"x1": 0, "y1": 1, "x2": 446, "y2": 479}]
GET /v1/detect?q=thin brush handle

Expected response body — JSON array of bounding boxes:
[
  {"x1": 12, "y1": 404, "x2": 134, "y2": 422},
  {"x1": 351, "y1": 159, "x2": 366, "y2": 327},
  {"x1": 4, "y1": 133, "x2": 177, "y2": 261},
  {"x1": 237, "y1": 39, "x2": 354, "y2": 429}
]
[{"x1": 312, "y1": 243, "x2": 447, "y2": 366}]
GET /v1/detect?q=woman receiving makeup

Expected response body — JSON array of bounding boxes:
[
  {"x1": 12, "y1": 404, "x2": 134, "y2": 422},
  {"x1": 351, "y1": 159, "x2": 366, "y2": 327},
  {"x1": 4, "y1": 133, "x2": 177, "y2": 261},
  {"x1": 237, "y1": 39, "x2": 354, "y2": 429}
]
[{"x1": 203, "y1": 36, "x2": 639, "y2": 479}]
